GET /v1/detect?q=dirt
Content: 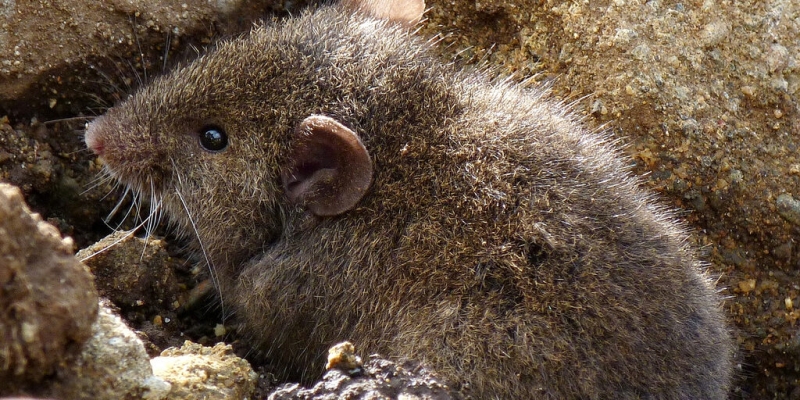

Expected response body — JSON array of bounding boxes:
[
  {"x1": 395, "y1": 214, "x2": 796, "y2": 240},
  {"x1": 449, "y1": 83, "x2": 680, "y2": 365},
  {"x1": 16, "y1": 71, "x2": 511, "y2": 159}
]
[{"x1": 0, "y1": 0, "x2": 798, "y2": 398}]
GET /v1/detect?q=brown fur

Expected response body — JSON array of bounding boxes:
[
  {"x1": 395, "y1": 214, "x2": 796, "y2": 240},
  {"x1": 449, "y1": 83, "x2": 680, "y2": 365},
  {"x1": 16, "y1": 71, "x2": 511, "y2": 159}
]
[{"x1": 85, "y1": 2, "x2": 735, "y2": 398}]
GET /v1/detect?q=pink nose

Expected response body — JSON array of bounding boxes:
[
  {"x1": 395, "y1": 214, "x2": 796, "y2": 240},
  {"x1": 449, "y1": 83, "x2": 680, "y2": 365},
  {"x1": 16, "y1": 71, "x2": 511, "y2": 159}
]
[{"x1": 84, "y1": 119, "x2": 105, "y2": 156}]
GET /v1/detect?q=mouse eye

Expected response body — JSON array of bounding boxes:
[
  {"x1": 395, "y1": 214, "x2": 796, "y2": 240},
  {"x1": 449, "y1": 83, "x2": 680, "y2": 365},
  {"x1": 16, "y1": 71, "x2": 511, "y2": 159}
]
[{"x1": 198, "y1": 125, "x2": 228, "y2": 152}]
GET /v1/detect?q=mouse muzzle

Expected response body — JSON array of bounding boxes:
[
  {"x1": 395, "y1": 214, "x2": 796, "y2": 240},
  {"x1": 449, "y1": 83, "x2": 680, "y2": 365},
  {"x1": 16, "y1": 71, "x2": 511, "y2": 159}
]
[
  {"x1": 84, "y1": 117, "x2": 106, "y2": 157},
  {"x1": 83, "y1": 112, "x2": 153, "y2": 187}
]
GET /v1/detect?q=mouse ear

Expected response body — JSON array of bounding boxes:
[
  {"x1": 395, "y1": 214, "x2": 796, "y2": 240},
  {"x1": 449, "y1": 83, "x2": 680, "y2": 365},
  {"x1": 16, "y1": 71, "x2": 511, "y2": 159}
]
[
  {"x1": 341, "y1": 0, "x2": 425, "y2": 28},
  {"x1": 282, "y1": 115, "x2": 373, "y2": 217}
]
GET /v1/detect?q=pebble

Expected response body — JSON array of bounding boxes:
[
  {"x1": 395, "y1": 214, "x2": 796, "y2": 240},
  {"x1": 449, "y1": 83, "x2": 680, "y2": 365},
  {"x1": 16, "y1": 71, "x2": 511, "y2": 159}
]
[
  {"x1": 151, "y1": 342, "x2": 257, "y2": 400},
  {"x1": 776, "y1": 193, "x2": 800, "y2": 226},
  {"x1": 739, "y1": 279, "x2": 757, "y2": 294},
  {"x1": 772, "y1": 242, "x2": 793, "y2": 260}
]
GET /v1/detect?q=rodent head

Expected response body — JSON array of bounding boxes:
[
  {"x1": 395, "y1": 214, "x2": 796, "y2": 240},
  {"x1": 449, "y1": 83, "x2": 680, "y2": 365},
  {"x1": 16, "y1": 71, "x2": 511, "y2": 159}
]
[{"x1": 84, "y1": 0, "x2": 425, "y2": 270}]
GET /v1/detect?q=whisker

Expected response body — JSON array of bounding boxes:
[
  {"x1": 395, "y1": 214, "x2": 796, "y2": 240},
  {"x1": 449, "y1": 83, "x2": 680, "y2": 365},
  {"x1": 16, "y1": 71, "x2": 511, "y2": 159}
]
[
  {"x1": 125, "y1": 59, "x2": 144, "y2": 88},
  {"x1": 130, "y1": 14, "x2": 148, "y2": 83},
  {"x1": 140, "y1": 179, "x2": 165, "y2": 259},
  {"x1": 105, "y1": 187, "x2": 139, "y2": 233},
  {"x1": 132, "y1": 189, "x2": 148, "y2": 228},
  {"x1": 170, "y1": 157, "x2": 225, "y2": 321},
  {"x1": 175, "y1": 186, "x2": 226, "y2": 321},
  {"x1": 87, "y1": 62, "x2": 126, "y2": 96},
  {"x1": 82, "y1": 171, "x2": 116, "y2": 195},
  {"x1": 43, "y1": 116, "x2": 96, "y2": 125},
  {"x1": 148, "y1": 180, "x2": 158, "y2": 237},
  {"x1": 105, "y1": 185, "x2": 131, "y2": 222},
  {"x1": 78, "y1": 212, "x2": 155, "y2": 263},
  {"x1": 83, "y1": 165, "x2": 138, "y2": 235},
  {"x1": 66, "y1": 146, "x2": 100, "y2": 157},
  {"x1": 140, "y1": 182, "x2": 154, "y2": 258},
  {"x1": 101, "y1": 180, "x2": 124, "y2": 202},
  {"x1": 162, "y1": 31, "x2": 172, "y2": 72}
]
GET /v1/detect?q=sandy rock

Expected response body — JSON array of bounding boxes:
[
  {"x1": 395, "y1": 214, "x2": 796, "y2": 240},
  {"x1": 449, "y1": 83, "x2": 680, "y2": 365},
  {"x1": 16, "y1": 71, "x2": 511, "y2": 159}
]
[
  {"x1": 78, "y1": 231, "x2": 181, "y2": 319},
  {"x1": 776, "y1": 193, "x2": 800, "y2": 226},
  {"x1": 0, "y1": 182, "x2": 98, "y2": 393},
  {"x1": 325, "y1": 341, "x2": 363, "y2": 372},
  {"x1": 151, "y1": 341, "x2": 257, "y2": 400},
  {"x1": 44, "y1": 300, "x2": 172, "y2": 400},
  {"x1": 77, "y1": 231, "x2": 218, "y2": 356}
]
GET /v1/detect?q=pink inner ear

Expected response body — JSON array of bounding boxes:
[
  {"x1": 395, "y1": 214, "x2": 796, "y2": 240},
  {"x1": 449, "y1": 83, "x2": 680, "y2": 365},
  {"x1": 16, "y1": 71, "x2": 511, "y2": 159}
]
[
  {"x1": 285, "y1": 168, "x2": 337, "y2": 204},
  {"x1": 282, "y1": 115, "x2": 373, "y2": 216},
  {"x1": 342, "y1": 0, "x2": 426, "y2": 28}
]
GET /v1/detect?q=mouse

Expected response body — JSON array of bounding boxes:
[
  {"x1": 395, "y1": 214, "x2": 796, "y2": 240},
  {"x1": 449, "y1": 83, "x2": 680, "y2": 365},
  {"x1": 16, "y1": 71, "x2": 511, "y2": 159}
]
[{"x1": 84, "y1": 0, "x2": 735, "y2": 398}]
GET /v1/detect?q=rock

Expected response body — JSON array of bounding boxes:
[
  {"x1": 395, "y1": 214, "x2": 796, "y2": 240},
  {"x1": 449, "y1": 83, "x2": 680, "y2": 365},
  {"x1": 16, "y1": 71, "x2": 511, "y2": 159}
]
[
  {"x1": 43, "y1": 300, "x2": 172, "y2": 400},
  {"x1": 268, "y1": 355, "x2": 457, "y2": 400},
  {"x1": 776, "y1": 193, "x2": 800, "y2": 226},
  {"x1": 325, "y1": 341, "x2": 363, "y2": 373},
  {"x1": 77, "y1": 231, "x2": 181, "y2": 320},
  {"x1": 738, "y1": 279, "x2": 757, "y2": 294},
  {"x1": 151, "y1": 341, "x2": 258, "y2": 400},
  {"x1": 0, "y1": 182, "x2": 98, "y2": 393},
  {"x1": 772, "y1": 242, "x2": 793, "y2": 260},
  {"x1": 78, "y1": 231, "x2": 220, "y2": 355}
]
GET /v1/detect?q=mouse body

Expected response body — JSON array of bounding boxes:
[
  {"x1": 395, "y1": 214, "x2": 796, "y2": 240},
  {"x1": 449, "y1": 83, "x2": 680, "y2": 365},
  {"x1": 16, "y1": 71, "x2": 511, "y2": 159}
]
[{"x1": 85, "y1": 0, "x2": 735, "y2": 398}]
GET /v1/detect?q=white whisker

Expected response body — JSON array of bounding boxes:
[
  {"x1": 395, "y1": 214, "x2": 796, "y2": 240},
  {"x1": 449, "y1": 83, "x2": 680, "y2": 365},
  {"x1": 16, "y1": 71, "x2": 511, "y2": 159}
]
[
  {"x1": 140, "y1": 179, "x2": 165, "y2": 259},
  {"x1": 78, "y1": 212, "x2": 156, "y2": 263},
  {"x1": 104, "y1": 185, "x2": 131, "y2": 223},
  {"x1": 132, "y1": 189, "x2": 146, "y2": 226},
  {"x1": 82, "y1": 170, "x2": 116, "y2": 195},
  {"x1": 98, "y1": 179, "x2": 123, "y2": 201},
  {"x1": 175, "y1": 187, "x2": 225, "y2": 320},
  {"x1": 170, "y1": 158, "x2": 226, "y2": 320}
]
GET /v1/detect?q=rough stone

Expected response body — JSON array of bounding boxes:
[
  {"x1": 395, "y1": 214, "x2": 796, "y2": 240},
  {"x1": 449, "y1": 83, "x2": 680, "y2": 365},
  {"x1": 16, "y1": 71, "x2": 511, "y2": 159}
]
[
  {"x1": 151, "y1": 341, "x2": 258, "y2": 400},
  {"x1": 267, "y1": 355, "x2": 456, "y2": 400},
  {"x1": 777, "y1": 193, "x2": 800, "y2": 226},
  {"x1": 0, "y1": 182, "x2": 98, "y2": 394},
  {"x1": 43, "y1": 300, "x2": 172, "y2": 400}
]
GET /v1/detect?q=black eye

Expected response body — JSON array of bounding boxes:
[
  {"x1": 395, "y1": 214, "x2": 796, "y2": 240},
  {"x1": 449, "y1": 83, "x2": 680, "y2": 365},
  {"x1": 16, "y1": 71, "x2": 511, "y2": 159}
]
[{"x1": 199, "y1": 125, "x2": 228, "y2": 152}]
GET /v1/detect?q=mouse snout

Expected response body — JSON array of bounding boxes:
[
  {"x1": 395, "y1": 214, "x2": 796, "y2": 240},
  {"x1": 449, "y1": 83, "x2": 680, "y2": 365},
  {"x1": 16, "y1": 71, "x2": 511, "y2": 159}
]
[{"x1": 84, "y1": 119, "x2": 106, "y2": 156}]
